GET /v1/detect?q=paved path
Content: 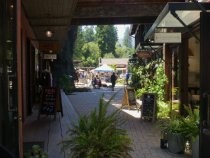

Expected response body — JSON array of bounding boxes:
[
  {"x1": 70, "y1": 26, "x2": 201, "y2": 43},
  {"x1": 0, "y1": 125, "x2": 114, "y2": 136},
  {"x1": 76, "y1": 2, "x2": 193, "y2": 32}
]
[
  {"x1": 24, "y1": 85, "x2": 190, "y2": 158},
  {"x1": 67, "y1": 86, "x2": 190, "y2": 158}
]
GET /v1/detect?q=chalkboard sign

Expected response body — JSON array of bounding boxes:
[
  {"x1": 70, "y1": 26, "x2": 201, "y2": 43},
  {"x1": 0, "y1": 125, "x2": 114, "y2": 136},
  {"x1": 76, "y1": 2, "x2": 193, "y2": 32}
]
[
  {"x1": 141, "y1": 93, "x2": 156, "y2": 121},
  {"x1": 39, "y1": 87, "x2": 58, "y2": 119}
]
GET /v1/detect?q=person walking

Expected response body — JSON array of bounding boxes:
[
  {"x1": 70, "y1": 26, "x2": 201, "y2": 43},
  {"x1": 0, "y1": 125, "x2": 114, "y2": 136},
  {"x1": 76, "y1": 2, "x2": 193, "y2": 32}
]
[
  {"x1": 110, "y1": 72, "x2": 117, "y2": 91},
  {"x1": 125, "y1": 72, "x2": 130, "y2": 85}
]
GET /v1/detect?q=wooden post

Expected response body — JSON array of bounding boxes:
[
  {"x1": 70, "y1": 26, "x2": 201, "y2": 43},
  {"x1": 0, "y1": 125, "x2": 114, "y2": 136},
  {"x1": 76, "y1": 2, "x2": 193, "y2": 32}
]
[{"x1": 200, "y1": 12, "x2": 210, "y2": 158}]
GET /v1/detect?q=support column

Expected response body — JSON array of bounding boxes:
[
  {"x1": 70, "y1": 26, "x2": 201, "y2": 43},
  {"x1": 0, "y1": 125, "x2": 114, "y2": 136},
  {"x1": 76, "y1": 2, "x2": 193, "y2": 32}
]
[
  {"x1": 164, "y1": 44, "x2": 172, "y2": 102},
  {"x1": 200, "y1": 12, "x2": 210, "y2": 158},
  {"x1": 179, "y1": 39, "x2": 188, "y2": 116}
]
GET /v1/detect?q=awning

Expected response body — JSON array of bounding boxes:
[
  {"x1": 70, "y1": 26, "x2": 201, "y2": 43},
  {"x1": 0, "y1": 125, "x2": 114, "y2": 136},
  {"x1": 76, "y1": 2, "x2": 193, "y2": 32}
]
[
  {"x1": 94, "y1": 64, "x2": 114, "y2": 73},
  {"x1": 144, "y1": 2, "x2": 210, "y2": 42}
]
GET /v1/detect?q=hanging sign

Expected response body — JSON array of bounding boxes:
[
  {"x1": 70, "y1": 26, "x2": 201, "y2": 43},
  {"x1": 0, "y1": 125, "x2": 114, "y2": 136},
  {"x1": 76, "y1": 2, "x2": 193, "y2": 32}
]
[
  {"x1": 43, "y1": 54, "x2": 57, "y2": 60},
  {"x1": 154, "y1": 33, "x2": 181, "y2": 43}
]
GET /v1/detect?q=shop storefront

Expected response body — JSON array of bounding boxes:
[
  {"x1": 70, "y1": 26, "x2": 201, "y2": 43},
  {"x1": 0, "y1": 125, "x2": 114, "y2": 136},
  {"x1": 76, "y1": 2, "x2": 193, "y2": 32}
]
[
  {"x1": 143, "y1": 2, "x2": 210, "y2": 157},
  {"x1": 0, "y1": 0, "x2": 19, "y2": 156}
]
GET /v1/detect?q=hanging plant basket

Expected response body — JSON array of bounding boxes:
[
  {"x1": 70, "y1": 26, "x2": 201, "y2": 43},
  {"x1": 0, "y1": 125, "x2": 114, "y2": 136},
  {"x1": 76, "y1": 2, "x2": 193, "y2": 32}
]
[{"x1": 136, "y1": 51, "x2": 151, "y2": 59}]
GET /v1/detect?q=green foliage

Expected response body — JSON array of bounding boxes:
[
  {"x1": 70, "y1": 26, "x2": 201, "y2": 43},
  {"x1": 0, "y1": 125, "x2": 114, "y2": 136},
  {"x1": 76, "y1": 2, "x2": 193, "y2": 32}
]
[
  {"x1": 122, "y1": 26, "x2": 133, "y2": 48},
  {"x1": 115, "y1": 42, "x2": 134, "y2": 58},
  {"x1": 130, "y1": 58, "x2": 169, "y2": 120},
  {"x1": 74, "y1": 25, "x2": 134, "y2": 67},
  {"x1": 61, "y1": 95, "x2": 133, "y2": 158},
  {"x1": 96, "y1": 25, "x2": 118, "y2": 58},
  {"x1": 24, "y1": 145, "x2": 48, "y2": 158},
  {"x1": 131, "y1": 60, "x2": 168, "y2": 101},
  {"x1": 157, "y1": 101, "x2": 170, "y2": 119},
  {"x1": 159, "y1": 106, "x2": 199, "y2": 141},
  {"x1": 82, "y1": 26, "x2": 96, "y2": 42},
  {"x1": 160, "y1": 114, "x2": 185, "y2": 135},
  {"x1": 182, "y1": 106, "x2": 199, "y2": 141},
  {"x1": 58, "y1": 75, "x2": 75, "y2": 93},
  {"x1": 81, "y1": 42, "x2": 100, "y2": 67}
]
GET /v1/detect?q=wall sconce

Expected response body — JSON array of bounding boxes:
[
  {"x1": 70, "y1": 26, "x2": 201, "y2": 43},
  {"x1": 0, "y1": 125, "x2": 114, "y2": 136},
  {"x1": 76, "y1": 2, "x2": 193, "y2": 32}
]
[{"x1": 45, "y1": 30, "x2": 53, "y2": 38}]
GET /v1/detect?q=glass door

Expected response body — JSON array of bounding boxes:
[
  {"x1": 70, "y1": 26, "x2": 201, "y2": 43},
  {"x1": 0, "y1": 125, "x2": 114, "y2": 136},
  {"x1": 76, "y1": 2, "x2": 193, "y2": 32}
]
[{"x1": 0, "y1": 0, "x2": 19, "y2": 156}]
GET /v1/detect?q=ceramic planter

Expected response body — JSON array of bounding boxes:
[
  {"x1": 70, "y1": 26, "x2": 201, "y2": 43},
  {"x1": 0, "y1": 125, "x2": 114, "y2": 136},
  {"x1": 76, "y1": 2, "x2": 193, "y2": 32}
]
[
  {"x1": 167, "y1": 133, "x2": 185, "y2": 154},
  {"x1": 192, "y1": 136, "x2": 199, "y2": 158}
]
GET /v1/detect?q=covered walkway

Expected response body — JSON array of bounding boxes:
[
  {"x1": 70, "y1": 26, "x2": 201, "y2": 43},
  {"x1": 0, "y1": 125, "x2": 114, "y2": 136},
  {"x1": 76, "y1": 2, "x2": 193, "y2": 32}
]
[{"x1": 24, "y1": 86, "x2": 189, "y2": 158}]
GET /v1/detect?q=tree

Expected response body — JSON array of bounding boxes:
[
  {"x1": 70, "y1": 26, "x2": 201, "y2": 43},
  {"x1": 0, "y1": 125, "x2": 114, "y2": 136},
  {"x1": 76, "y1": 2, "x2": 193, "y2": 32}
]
[
  {"x1": 81, "y1": 42, "x2": 100, "y2": 67},
  {"x1": 53, "y1": 25, "x2": 78, "y2": 86},
  {"x1": 74, "y1": 26, "x2": 85, "y2": 59},
  {"x1": 115, "y1": 42, "x2": 134, "y2": 58},
  {"x1": 96, "y1": 25, "x2": 118, "y2": 58},
  {"x1": 83, "y1": 26, "x2": 96, "y2": 42},
  {"x1": 122, "y1": 26, "x2": 133, "y2": 48}
]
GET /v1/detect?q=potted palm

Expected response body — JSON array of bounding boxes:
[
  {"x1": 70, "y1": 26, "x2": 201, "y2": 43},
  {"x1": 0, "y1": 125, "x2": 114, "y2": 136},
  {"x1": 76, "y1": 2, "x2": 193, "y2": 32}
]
[{"x1": 61, "y1": 94, "x2": 133, "y2": 158}]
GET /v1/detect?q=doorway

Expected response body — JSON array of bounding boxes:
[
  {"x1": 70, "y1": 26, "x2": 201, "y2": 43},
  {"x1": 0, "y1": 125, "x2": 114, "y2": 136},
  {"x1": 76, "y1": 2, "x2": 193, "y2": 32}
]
[{"x1": 0, "y1": 0, "x2": 19, "y2": 156}]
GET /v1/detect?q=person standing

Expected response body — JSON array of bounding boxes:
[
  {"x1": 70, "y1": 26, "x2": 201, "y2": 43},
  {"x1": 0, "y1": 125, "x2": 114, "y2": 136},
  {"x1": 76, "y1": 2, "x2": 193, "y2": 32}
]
[
  {"x1": 125, "y1": 72, "x2": 130, "y2": 85},
  {"x1": 39, "y1": 68, "x2": 53, "y2": 87},
  {"x1": 110, "y1": 72, "x2": 117, "y2": 91}
]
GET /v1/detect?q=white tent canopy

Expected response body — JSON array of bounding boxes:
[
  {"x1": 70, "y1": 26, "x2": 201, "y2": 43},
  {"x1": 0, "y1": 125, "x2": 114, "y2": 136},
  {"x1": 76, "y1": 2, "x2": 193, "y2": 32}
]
[{"x1": 94, "y1": 64, "x2": 114, "y2": 72}]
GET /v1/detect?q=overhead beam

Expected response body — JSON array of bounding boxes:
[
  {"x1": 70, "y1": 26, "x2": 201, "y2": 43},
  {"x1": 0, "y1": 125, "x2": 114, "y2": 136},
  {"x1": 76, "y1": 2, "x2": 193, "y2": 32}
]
[
  {"x1": 77, "y1": 0, "x2": 184, "y2": 7},
  {"x1": 28, "y1": 16, "x2": 71, "y2": 20},
  {"x1": 32, "y1": 24, "x2": 69, "y2": 27},
  {"x1": 71, "y1": 16, "x2": 157, "y2": 25}
]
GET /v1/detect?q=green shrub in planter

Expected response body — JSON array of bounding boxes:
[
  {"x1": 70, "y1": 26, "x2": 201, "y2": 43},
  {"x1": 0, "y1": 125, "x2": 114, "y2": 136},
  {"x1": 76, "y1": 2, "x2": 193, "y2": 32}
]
[
  {"x1": 58, "y1": 75, "x2": 75, "y2": 94},
  {"x1": 181, "y1": 107, "x2": 199, "y2": 157},
  {"x1": 61, "y1": 95, "x2": 133, "y2": 158},
  {"x1": 182, "y1": 107, "x2": 199, "y2": 142},
  {"x1": 24, "y1": 145, "x2": 48, "y2": 158},
  {"x1": 159, "y1": 112, "x2": 186, "y2": 154},
  {"x1": 159, "y1": 106, "x2": 200, "y2": 154}
]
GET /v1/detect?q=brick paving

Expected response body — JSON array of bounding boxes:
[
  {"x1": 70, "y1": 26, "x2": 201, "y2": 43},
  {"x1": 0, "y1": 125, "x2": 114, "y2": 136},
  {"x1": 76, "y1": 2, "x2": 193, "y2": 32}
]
[
  {"x1": 67, "y1": 85, "x2": 190, "y2": 158},
  {"x1": 24, "y1": 85, "x2": 190, "y2": 158}
]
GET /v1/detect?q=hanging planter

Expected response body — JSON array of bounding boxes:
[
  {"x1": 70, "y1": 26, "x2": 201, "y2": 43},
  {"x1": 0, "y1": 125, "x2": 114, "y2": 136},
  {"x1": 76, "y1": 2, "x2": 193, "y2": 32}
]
[{"x1": 136, "y1": 50, "x2": 151, "y2": 59}]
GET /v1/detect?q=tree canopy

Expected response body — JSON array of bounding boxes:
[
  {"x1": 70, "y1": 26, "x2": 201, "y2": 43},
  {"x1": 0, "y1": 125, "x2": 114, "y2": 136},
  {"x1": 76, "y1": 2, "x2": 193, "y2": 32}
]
[
  {"x1": 96, "y1": 25, "x2": 118, "y2": 58},
  {"x1": 73, "y1": 25, "x2": 134, "y2": 67}
]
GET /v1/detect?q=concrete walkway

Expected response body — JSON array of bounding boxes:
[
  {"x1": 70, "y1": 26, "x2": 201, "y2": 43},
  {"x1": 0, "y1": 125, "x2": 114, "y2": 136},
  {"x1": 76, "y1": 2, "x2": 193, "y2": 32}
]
[{"x1": 24, "y1": 85, "x2": 190, "y2": 158}]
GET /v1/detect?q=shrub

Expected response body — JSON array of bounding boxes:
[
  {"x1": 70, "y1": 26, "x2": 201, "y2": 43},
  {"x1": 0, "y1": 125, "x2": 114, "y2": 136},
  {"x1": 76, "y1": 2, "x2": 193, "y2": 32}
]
[
  {"x1": 24, "y1": 145, "x2": 48, "y2": 158},
  {"x1": 61, "y1": 95, "x2": 133, "y2": 158}
]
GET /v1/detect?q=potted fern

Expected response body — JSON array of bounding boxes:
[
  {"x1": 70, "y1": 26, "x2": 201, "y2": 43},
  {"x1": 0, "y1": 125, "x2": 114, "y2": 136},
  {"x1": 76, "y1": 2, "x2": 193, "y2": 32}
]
[
  {"x1": 182, "y1": 107, "x2": 199, "y2": 158},
  {"x1": 61, "y1": 94, "x2": 133, "y2": 158},
  {"x1": 160, "y1": 115, "x2": 186, "y2": 154},
  {"x1": 160, "y1": 106, "x2": 199, "y2": 155},
  {"x1": 24, "y1": 145, "x2": 48, "y2": 158}
]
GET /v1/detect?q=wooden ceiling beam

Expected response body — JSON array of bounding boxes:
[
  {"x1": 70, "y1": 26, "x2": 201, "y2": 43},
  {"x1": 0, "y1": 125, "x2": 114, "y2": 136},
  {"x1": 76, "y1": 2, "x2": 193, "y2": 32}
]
[
  {"x1": 71, "y1": 16, "x2": 156, "y2": 25},
  {"x1": 77, "y1": 0, "x2": 184, "y2": 7}
]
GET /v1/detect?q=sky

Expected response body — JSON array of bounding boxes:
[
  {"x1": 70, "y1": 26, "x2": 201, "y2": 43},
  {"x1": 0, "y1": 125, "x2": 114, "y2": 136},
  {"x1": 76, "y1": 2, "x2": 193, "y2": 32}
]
[{"x1": 115, "y1": 24, "x2": 131, "y2": 40}]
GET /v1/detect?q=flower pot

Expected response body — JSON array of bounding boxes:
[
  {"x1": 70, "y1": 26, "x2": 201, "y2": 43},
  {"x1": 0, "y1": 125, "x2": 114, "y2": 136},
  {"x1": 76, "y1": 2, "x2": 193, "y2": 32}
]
[
  {"x1": 167, "y1": 133, "x2": 185, "y2": 154},
  {"x1": 160, "y1": 138, "x2": 168, "y2": 149}
]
